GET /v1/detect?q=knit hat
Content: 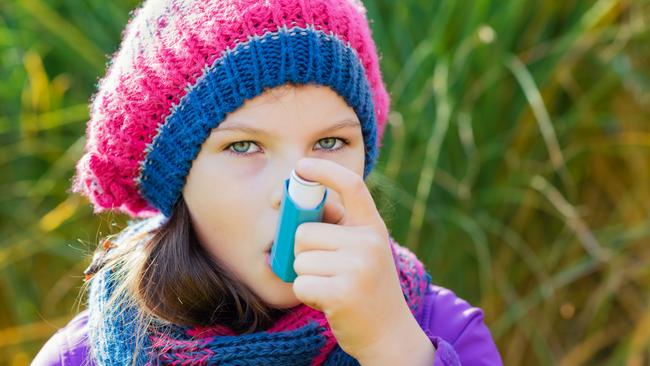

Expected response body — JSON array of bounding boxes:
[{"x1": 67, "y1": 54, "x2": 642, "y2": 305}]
[{"x1": 72, "y1": 0, "x2": 391, "y2": 219}]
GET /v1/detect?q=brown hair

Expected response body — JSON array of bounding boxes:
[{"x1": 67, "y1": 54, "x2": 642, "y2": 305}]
[
  {"x1": 143, "y1": 197, "x2": 292, "y2": 332},
  {"x1": 89, "y1": 197, "x2": 288, "y2": 335}
]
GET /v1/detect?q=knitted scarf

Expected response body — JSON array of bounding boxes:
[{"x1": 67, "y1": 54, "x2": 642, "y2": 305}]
[{"x1": 87, "y1": 219, "x2": 432, "y2": 366}]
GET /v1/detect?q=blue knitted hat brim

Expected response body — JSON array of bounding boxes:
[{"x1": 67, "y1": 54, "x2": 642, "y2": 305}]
[{"x1": 136, "y1": 25, "x2": 379, "y2": 217}]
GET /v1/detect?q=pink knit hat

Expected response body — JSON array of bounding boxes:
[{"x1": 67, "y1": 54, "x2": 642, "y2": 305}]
[{"x1": 72, "y1": 0, "x2": 391, "y2": 218}]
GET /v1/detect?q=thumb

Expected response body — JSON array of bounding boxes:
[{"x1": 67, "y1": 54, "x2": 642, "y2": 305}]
[{"x1": 322, "y1": 198, "x2": 345, "y2": 225}]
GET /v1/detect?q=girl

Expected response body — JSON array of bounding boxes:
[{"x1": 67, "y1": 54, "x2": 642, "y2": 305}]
[{"x1": 33, "y1": 0, "x2": 502, "y2": 365}]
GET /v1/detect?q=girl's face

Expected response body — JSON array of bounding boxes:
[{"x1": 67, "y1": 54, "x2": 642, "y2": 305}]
[{"x1": 183, "y1": 84, "x2": 365, "y2": 309}]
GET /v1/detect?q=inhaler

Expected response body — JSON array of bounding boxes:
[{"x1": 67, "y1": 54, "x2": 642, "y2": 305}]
[{"x1": 270, "y1": 169, "x2": 328, "y2": 282}]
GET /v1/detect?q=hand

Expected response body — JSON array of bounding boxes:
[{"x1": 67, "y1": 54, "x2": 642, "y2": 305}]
[{"x1": 291, "y1": 158, "x2": 434, "y2": 364}]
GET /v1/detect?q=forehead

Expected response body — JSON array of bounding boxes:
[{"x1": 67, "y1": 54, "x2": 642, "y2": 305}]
[{"x1": 212, "y1": 84, "x2": 360, "y2": 135}]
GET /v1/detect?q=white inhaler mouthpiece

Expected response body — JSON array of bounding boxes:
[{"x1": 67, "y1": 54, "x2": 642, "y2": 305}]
[{"x1": 270, "y1": 168, "x2": 328, "y2": 282}]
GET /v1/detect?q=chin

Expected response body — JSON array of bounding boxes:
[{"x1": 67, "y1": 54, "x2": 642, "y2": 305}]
[{"x1": 257, "y1": 281, "x2": 301, "y2": 309}]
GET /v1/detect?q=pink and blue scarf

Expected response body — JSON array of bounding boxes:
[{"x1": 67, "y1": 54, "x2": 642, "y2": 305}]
[{"x1": 87, "y1": 232, "x2": 431, "y2": 366}]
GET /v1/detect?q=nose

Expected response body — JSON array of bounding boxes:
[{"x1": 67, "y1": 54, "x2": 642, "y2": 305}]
[
  {"x1": 270, "y1": 158, "x2": 298, "y2": 209},
  {"x1": 271, "y1": 180, "x2": 284, "y2": 209},
  {"x1": 270, "y1": 155, "x2": 313, "y2": 209}
]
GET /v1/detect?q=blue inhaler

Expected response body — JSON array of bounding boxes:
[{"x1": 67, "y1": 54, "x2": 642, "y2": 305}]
[{"x1": 270, "y1": 169, "x2": 328, "y2": 282}]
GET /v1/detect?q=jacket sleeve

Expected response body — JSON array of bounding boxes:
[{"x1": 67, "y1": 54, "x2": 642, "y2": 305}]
[
  {"x1": 31, "y1": 310, "x2": 92, "y2": 366},
  {"x1": 416, "y1": 285, "x2": 503, "y2": 366}
]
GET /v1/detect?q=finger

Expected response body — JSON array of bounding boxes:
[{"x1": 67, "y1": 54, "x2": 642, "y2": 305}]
[
  {"x1": 294, "y1": 222, "x2": 359, "y2": 254},
  {"x1": 295, "y1": 158, "x2": 379, "y2": 226},
  {"x1": 292, "y1": 275, "x2": 331, "y2": 311},
  {"x1": 321, "y1": 196, "x2": 345, "y2": 225},
  {"x1": 294, "y1": 250, "x2": 342, "y2": 277}
]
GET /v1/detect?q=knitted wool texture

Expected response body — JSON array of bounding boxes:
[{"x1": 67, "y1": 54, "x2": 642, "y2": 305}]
[
  {"x1": 87, "y1": 215, "x2": 432, "y2": 365},
  {"x1": 72, "y1": 0, "x2": 391, "y2": 218}
]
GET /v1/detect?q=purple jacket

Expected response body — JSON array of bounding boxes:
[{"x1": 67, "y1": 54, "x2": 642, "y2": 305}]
[{"x1": 32, "y1": 284, "x2": 502, "y2": 365}]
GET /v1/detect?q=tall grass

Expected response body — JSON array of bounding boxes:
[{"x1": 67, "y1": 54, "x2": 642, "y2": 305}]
[{"x1": 1, "y1": 0, "x2": 648, "y2": 364}]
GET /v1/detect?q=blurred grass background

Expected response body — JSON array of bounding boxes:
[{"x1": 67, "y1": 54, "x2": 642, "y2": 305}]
[{"x1": 0, "y1": 0, "x2": 648, "y2": 364}]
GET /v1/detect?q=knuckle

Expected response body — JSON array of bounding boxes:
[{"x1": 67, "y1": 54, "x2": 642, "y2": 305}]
[
  {"x1": 296, "y1": 223, "x2": 315, "y2": 241},
  {"x1": 349, "y1": 255, "x2": 368, "y2": 272},
  {"x1": 292, "y1": 276, "x2": 307, "y2": 296},
  {"x1": 293, "y1": 255, "x2": 300, "y2": 273},
  {"x1": 366, "y1": 230, "x2": 383, "y2": 247},
  {"x1": 293, "y1": 253, "x2": 306, "y2": 274},
  {"x1": 362, "y1": 230, "x2": 384, "y2": 254},
  {"x1": 294, "y1": 224, "x2": 310, "y2": 252},
  {"x1": 348, "y1": 176, "x2": 366, "y2": 196},
  {"x1": 374, "y1": 238, "x2": 388, "y2": 259},
  {"x1": 294, "y1": 225, "x2": 305, "y2": 243}
]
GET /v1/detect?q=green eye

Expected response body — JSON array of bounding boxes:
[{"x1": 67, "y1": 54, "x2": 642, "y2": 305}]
[
  {"x1": 231, "y1": 141, "x2": 251, "y2": 153},
  {"x1": 226, "y1": 137, "x2": 349, "y2": 157},
  {"x1": 226, "y1": 141, "x2": 261, "y2": 156},
  {"x1": 318, "y1": 138, "x2": 337, "y2": 149},
  {"x1": 316, "y1": 137, "x2": 348, "y2": 152}
]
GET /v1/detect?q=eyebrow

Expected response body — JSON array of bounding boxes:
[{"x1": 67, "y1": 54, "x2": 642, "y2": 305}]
[{"x1": 213, "y1": 118, "x2": 361, "y2": 137}]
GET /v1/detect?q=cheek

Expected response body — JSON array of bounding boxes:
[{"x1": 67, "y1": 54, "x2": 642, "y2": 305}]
[
  {"x1": 184, "y1": 158, "x2": 265, "y2": 245},
  {"x1": 185, "y1": 154, "x2": 264, "y2": 203},
  {"x1": 331, "y1": 143, "x2": 365, "y2": 177},
  {"x1": 221, "y1": 156, "x2": 266, "y2": 178}
]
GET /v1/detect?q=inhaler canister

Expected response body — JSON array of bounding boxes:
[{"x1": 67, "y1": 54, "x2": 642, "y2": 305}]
[{"x1": 270, "y1": 169, "x2": 328, "y2": 282}]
